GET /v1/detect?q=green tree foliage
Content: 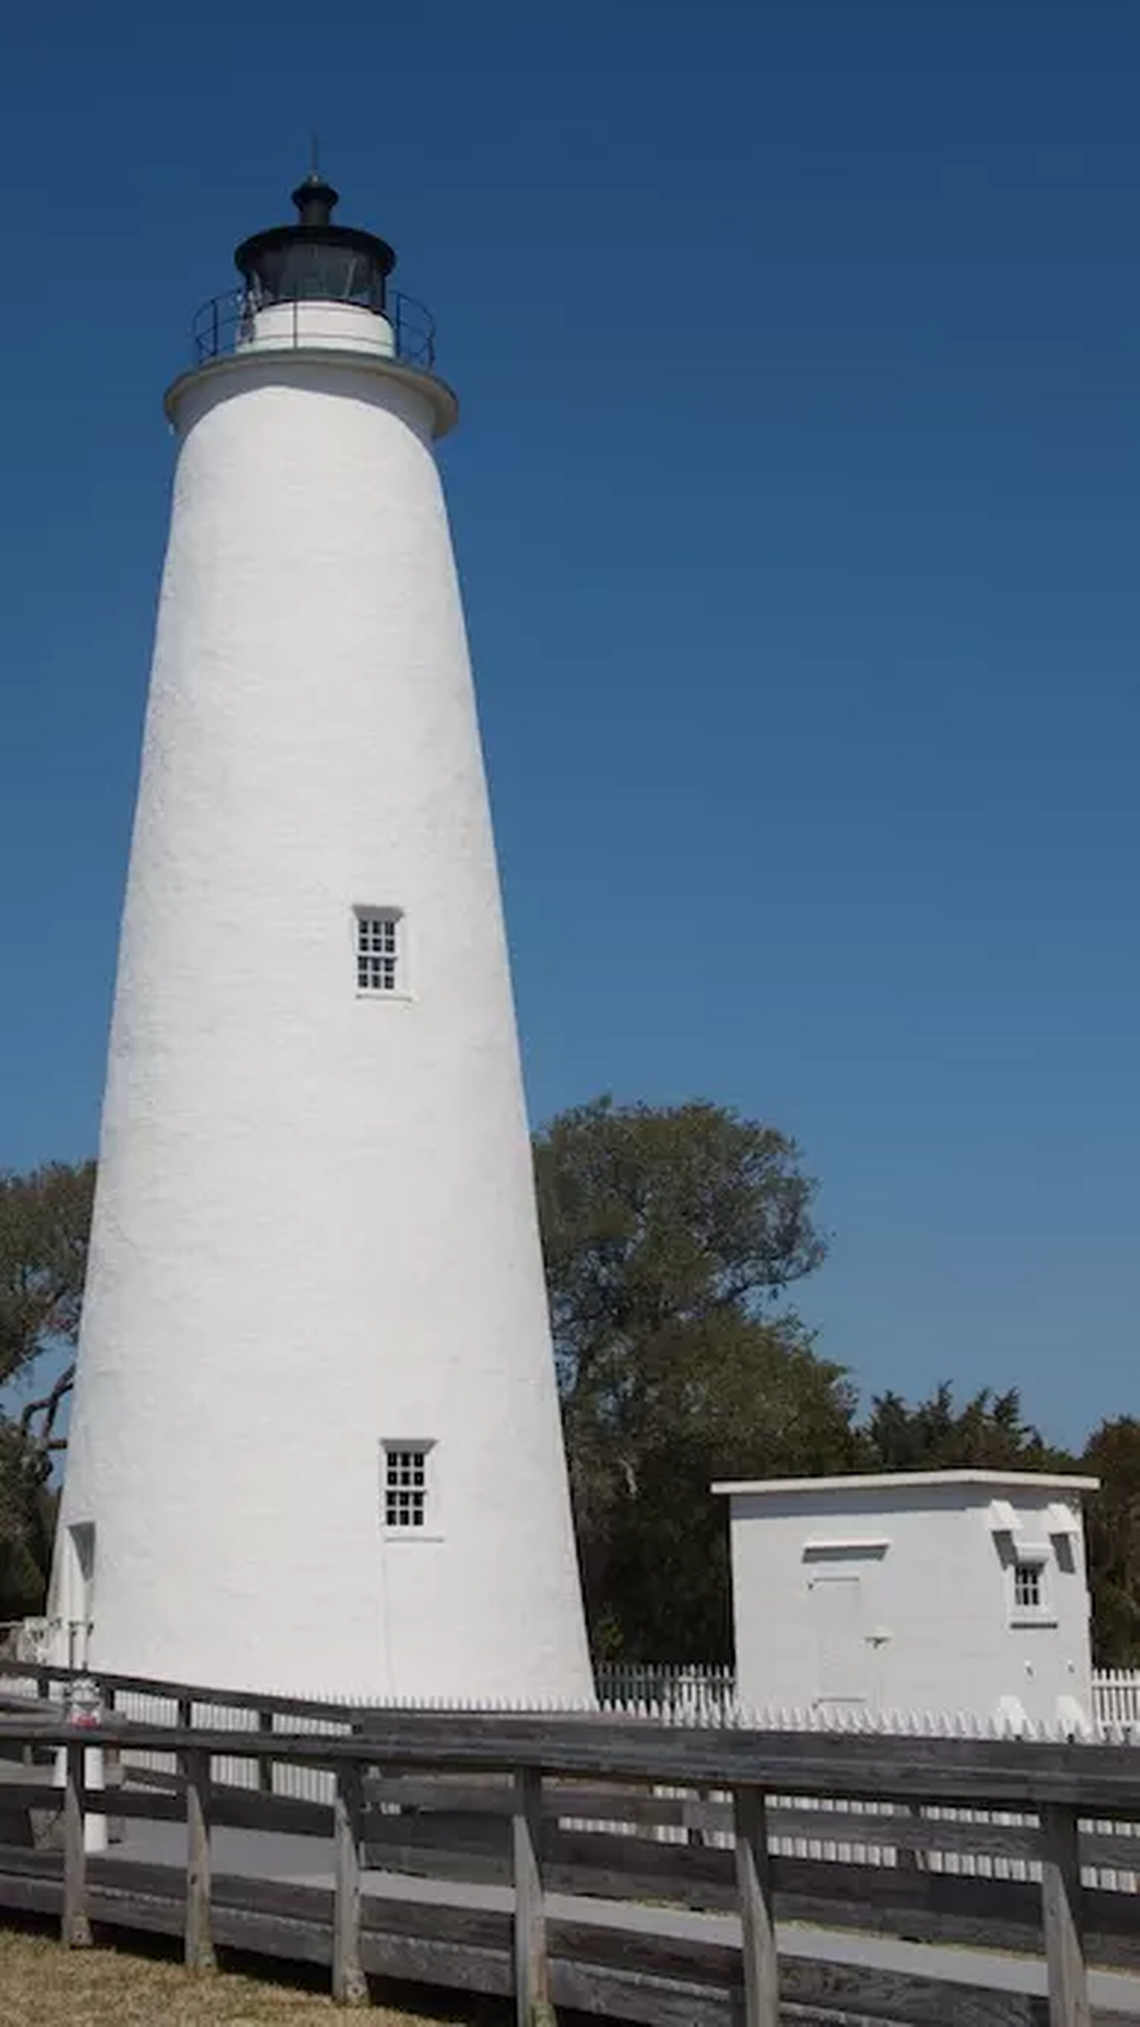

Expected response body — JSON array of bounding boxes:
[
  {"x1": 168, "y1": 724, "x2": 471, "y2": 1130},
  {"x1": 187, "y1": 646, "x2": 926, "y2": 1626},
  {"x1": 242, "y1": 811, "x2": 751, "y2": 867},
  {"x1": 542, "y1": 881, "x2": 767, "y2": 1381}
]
[
  {"x1": 0, "y1": 1421, "x2": 58, "y2": 1620},
  {"x1": 0, "y1": 1161, "x2": 95, "y2": 1615},
  {"x1": 535, "y1": 1098, "x2": 855, "y2": 1659},
  {"x1": 1082, "y1": 1419, "x2": 1140, "y2": 1667},
  {"x1": 0, "y1": 1161, "x2": 94, "y2": 1396},
  {"x1": 861, "y1": 1382, "x2": 1072, "y2": 1474}
]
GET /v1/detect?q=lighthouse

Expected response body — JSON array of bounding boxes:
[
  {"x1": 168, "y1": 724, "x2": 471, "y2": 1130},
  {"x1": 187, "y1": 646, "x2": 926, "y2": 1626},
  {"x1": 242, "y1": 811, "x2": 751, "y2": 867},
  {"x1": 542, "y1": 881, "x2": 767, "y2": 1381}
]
[{"x1": 50, "y1": 174, "x2": 593, "y2": 1704}]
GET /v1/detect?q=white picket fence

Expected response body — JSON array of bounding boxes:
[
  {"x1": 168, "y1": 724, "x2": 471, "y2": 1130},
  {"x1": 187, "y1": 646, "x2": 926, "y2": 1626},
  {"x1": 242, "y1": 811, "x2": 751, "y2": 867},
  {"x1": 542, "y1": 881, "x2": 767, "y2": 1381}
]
[
  {"x1": 7, "y1": 1625, "x2": 1140, "y2": 1735},
  {"x1": 95, "y1": 1665, "x2": 1140, "y2": 1817},
  {"x1": 599, "y1": 1661, "x2": 1140, "y2": 1734},
  {"x1": 8, "y1": 1642, "x2": 1140, "y2": 1892},
  {"x1": 7, "y1": 1628, "x2": 1140, "y2": 1821},
  {"x1": 91, "y1": 1673, "x2": 1140, "y2": 1899},
  {"x1": 1092, "y1": 1668, "x2": 1140, "y2": 1728},
  {"x1": 594, "y1": 1661, "x2": 737, "y2": 1721}
]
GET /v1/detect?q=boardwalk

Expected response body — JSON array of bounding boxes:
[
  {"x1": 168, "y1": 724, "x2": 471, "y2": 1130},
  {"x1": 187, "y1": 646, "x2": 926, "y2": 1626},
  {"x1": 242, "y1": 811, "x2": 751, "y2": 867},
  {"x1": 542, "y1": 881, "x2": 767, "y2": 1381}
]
[
  {"x1": 4, "y1": 1663, "x2": 1140, "y2": 2023},
  {"x1": 104, "y1": 1815, "x2": 1140, "y2": 2020}
]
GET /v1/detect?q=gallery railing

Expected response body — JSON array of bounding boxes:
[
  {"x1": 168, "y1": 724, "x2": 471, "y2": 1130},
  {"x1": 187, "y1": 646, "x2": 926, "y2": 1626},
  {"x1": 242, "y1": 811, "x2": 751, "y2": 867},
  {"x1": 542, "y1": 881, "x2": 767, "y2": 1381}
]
[{"x1": 190, "y1": 287, "x2": 437, "y2": 370}]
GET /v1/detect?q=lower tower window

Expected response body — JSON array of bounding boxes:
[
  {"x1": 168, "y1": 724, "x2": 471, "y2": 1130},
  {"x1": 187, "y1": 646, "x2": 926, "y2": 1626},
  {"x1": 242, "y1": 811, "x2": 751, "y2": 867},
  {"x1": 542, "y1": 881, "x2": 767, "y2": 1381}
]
[
  {"x1": 383, "y1": 1443, "x2": 433, "y2": 1531},
  {"x1": 356, "y1": 910, "x2": 402, "y2": 994}
]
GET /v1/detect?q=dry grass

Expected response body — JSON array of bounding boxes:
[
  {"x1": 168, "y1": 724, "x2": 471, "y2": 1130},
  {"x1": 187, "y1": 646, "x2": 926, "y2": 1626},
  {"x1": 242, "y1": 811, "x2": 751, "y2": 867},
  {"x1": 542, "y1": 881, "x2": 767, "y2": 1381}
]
[{"x1": 0, "y1": 1922, "x2": 474, "y2": 2027}]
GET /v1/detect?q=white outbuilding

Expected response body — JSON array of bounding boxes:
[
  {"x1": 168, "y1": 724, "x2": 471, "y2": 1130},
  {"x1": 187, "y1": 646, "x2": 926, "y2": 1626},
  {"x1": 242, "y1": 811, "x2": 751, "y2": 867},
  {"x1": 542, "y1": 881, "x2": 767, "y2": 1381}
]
[
  {"x1": 714, "y1": 1470, "x2": 1099, "y2": 1732},
  {"x1": 49, "y1": 173, "x2": 592, "y2": 1705}
]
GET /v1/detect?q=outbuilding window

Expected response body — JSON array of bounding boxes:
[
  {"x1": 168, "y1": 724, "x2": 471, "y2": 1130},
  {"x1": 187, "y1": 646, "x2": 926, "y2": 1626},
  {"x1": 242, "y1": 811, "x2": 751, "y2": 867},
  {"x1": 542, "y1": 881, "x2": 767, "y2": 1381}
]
[
  {"x1": 1014, "y1": 1561, "x2": 1044, "y2": 1612},
  {"x1": 356, "y1": 911, "x2": 401, "y2": 994}
]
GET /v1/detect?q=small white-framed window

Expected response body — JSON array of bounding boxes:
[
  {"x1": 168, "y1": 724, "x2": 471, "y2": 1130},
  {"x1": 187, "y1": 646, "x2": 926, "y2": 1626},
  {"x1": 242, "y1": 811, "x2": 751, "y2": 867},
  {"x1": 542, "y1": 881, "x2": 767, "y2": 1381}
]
[
  {"x1": 382, "y1": 1442, "x2": 433, "y2": 1533},
  {"x1": 356, "y1": 910, "x2": 402, "y2": 995},
  {"x1": 1014, "y1": 1560, "x2": 1045, "y2": 1613}
]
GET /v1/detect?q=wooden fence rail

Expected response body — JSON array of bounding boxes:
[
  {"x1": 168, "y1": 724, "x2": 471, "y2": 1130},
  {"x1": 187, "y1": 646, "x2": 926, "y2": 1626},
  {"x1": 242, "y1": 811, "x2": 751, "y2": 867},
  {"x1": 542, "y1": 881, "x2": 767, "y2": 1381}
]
[
  {"x1": 0, "y1": 1701, "x2": 1139, "y2": 2024},
  {"x1": 0, "y1": 1718, "x2": 1127, "y2": 2018}
]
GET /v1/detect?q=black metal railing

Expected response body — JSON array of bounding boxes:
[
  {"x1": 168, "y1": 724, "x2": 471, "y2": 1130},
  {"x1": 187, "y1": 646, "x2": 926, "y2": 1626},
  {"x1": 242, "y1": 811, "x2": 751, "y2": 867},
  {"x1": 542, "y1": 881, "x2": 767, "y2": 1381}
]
[{"x1": 191, "y1": 287, "x2": 436, "y2": 370}]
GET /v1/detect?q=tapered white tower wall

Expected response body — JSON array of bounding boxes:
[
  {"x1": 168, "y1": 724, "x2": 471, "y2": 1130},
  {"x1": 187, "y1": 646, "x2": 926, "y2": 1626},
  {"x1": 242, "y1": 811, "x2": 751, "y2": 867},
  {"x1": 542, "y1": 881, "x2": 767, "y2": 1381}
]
[{"x1": 52, "y1": 192, "x2": 592, "y2": 1702}]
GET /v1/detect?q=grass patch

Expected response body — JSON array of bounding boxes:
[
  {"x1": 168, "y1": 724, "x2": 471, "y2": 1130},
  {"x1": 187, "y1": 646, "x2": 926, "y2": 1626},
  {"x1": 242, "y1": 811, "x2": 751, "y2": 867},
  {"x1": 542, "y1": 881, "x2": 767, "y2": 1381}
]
[{"x1": 0, "y1": 1920, "x2": 476, "y2": 2027}]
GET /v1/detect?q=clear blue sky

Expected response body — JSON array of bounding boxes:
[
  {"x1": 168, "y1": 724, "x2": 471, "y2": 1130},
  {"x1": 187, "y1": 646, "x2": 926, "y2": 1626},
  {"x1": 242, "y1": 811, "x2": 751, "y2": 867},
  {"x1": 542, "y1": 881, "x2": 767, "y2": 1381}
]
[{"x1": 1, "y1": 2, "x2": 1137, "y2": 1448}]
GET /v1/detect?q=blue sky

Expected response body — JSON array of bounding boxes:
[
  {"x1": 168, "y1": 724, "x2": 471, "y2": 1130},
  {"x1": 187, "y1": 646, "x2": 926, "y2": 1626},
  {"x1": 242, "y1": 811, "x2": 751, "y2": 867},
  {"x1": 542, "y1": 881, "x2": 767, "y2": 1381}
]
[{"x1": 1, "y1": 2, "x2": 1137, "y2": 1446}]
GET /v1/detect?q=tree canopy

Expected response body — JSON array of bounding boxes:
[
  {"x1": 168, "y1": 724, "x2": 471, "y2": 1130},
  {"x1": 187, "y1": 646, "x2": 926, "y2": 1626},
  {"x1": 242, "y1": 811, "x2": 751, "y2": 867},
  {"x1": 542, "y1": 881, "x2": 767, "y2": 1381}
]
[
  {"x1": 0, "y1": 1161, "x2": 95, "y2": 1618},
  {"x1": 0, "y1": 1160, "x2": 94, "y2": 1428},
  {"x1": 1082, "y1": 1418, "x2": 1140, "y2": 1667},
  {"x1": 535, "y1": 1098, "x2": 853, "y2": 1658},
  {"x1": 859, "y1": 1382, "x2": 1070, "y2": 1475}
]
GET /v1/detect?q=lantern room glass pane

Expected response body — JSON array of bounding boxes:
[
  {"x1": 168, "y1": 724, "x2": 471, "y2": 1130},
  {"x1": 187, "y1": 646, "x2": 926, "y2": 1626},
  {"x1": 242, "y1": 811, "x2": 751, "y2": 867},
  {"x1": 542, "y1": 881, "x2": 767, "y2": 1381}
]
[{"x1": 248, "y1": 242, "x2": 387, "y2": 310}]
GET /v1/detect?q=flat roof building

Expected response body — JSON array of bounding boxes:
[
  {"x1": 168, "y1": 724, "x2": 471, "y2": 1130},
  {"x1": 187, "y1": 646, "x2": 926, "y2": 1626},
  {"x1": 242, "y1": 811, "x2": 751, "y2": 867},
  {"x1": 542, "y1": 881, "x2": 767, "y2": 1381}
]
[{"x1": 714, "y1": 1470, "x2": 1099, "y2": 1732}]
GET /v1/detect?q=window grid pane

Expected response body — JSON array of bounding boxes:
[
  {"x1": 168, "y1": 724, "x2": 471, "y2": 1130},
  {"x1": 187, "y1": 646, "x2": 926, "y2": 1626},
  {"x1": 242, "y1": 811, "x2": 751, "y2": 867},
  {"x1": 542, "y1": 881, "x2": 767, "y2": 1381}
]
[
  {"x1": 357, "y1": 914, "x2": 400, "y2": 994},
  {"x1": 1014, "y1": 1563, "x2": 1043, "y2": 1610},
  {"x1": 385, "y1": 1446, "x2": 428, "y2": 1530}
]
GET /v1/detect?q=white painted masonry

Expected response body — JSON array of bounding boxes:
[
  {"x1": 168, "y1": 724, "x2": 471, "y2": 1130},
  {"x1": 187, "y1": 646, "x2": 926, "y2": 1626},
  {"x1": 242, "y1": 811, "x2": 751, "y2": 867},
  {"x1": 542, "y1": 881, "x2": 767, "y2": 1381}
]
[
  {"x1": 715, "y1": 1471, "x2": 1099, "y2": 1731},
  {"x1": 51, "y1": 207, "x2": 592, "y2": 1702}
]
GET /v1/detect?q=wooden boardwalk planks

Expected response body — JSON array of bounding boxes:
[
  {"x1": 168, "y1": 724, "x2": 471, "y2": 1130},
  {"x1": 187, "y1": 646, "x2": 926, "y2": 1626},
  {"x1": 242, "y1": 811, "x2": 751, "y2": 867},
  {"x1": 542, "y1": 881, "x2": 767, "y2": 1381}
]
[{"x1": 0, "y1": 1673, "x2": 1136, "y2": 2024}]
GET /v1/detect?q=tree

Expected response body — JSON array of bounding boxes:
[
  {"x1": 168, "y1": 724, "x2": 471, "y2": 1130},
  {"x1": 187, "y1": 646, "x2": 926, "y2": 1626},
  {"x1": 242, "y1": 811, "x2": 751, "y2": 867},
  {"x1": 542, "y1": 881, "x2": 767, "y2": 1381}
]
[
  {"x1": 0, "y1": 1420, "x2": 59, "y2": 1620},
  {"x1": 0, "y1": 1160, "x2": 95, "y2": 1455},
  {"x1": 1081, "y1": 1418, "x2": 1140, "y2": 1667},
  {"x1": 860, "y1": 1382, "x2": 1071, "y2": 1475},
  {"x1": 0, "y1": 1161, "x2": 95, "y2": 1616},
  {"x1": 535, "y1": 1097, "x2": 854, "y2": 1659}
]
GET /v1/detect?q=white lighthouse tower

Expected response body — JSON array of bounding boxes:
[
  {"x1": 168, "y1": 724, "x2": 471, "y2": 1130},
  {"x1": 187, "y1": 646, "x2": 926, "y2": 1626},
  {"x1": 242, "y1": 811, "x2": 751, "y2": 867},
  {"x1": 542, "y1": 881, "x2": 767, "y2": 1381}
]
[{"x1": 51, "y1": 173, "x2": 592, "y2": 1704}]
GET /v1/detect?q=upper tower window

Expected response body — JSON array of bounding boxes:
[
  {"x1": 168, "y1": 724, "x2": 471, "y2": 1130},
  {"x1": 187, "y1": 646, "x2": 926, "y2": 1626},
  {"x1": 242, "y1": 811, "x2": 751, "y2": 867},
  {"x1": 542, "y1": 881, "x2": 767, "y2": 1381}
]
[{"x1": 356, "y1": 910, "x2": 402, "y2": 995}]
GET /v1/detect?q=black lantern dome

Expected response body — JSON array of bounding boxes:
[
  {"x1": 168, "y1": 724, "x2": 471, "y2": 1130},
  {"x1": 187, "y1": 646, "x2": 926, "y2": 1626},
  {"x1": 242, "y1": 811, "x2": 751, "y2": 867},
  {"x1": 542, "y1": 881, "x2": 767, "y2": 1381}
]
[{"x1": 234, "y1": 175, "x2": 396, "y2": 315}]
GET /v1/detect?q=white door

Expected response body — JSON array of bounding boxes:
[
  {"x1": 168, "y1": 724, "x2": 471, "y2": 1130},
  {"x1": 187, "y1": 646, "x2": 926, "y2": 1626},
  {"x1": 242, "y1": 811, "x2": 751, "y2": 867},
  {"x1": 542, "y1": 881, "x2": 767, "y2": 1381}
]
[{"x1": 810, "y1": 1573, "x2": 870, "y2": 1705}]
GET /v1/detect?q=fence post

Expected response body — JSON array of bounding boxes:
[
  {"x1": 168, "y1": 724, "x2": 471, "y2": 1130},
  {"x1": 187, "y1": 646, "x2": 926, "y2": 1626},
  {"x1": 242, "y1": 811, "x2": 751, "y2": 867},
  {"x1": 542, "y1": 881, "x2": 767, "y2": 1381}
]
[
  {"x1": 333, "y1": 1761, "x2": 367, "y2": 2005},
  {"x1": 258, "y1": 1709, "x2": 274, "y2": 1795},
  {"x1": 899, "y1": 1802, "x2": 926, "y2": 1873},
  {"x1": 1041, "y1": 1802, "x2": 1090, "y2": 2027},
  {"x1": 513, "y1": 1765, "x2": 552, "y2": 2027},
  {"x1": 62, "y1": 1741, "x2": 90, "y2": 1948},
  {"x1": 733, "y1": 1785, "x2": 779, "y2": 2027},
  {"x1": 101, "y1": 1685, "x2": 123, "y2": 1843},
  {"x1": 184, "y1": 1747, "x2": 214, "y2": 1972}
]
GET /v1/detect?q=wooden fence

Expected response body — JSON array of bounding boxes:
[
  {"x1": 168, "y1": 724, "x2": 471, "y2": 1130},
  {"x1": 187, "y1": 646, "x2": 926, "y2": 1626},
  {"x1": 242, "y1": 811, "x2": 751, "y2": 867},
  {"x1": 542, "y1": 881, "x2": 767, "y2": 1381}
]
[{"x1": 0, "y1": 1666, "x2": 1139, "y2": 2022}]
